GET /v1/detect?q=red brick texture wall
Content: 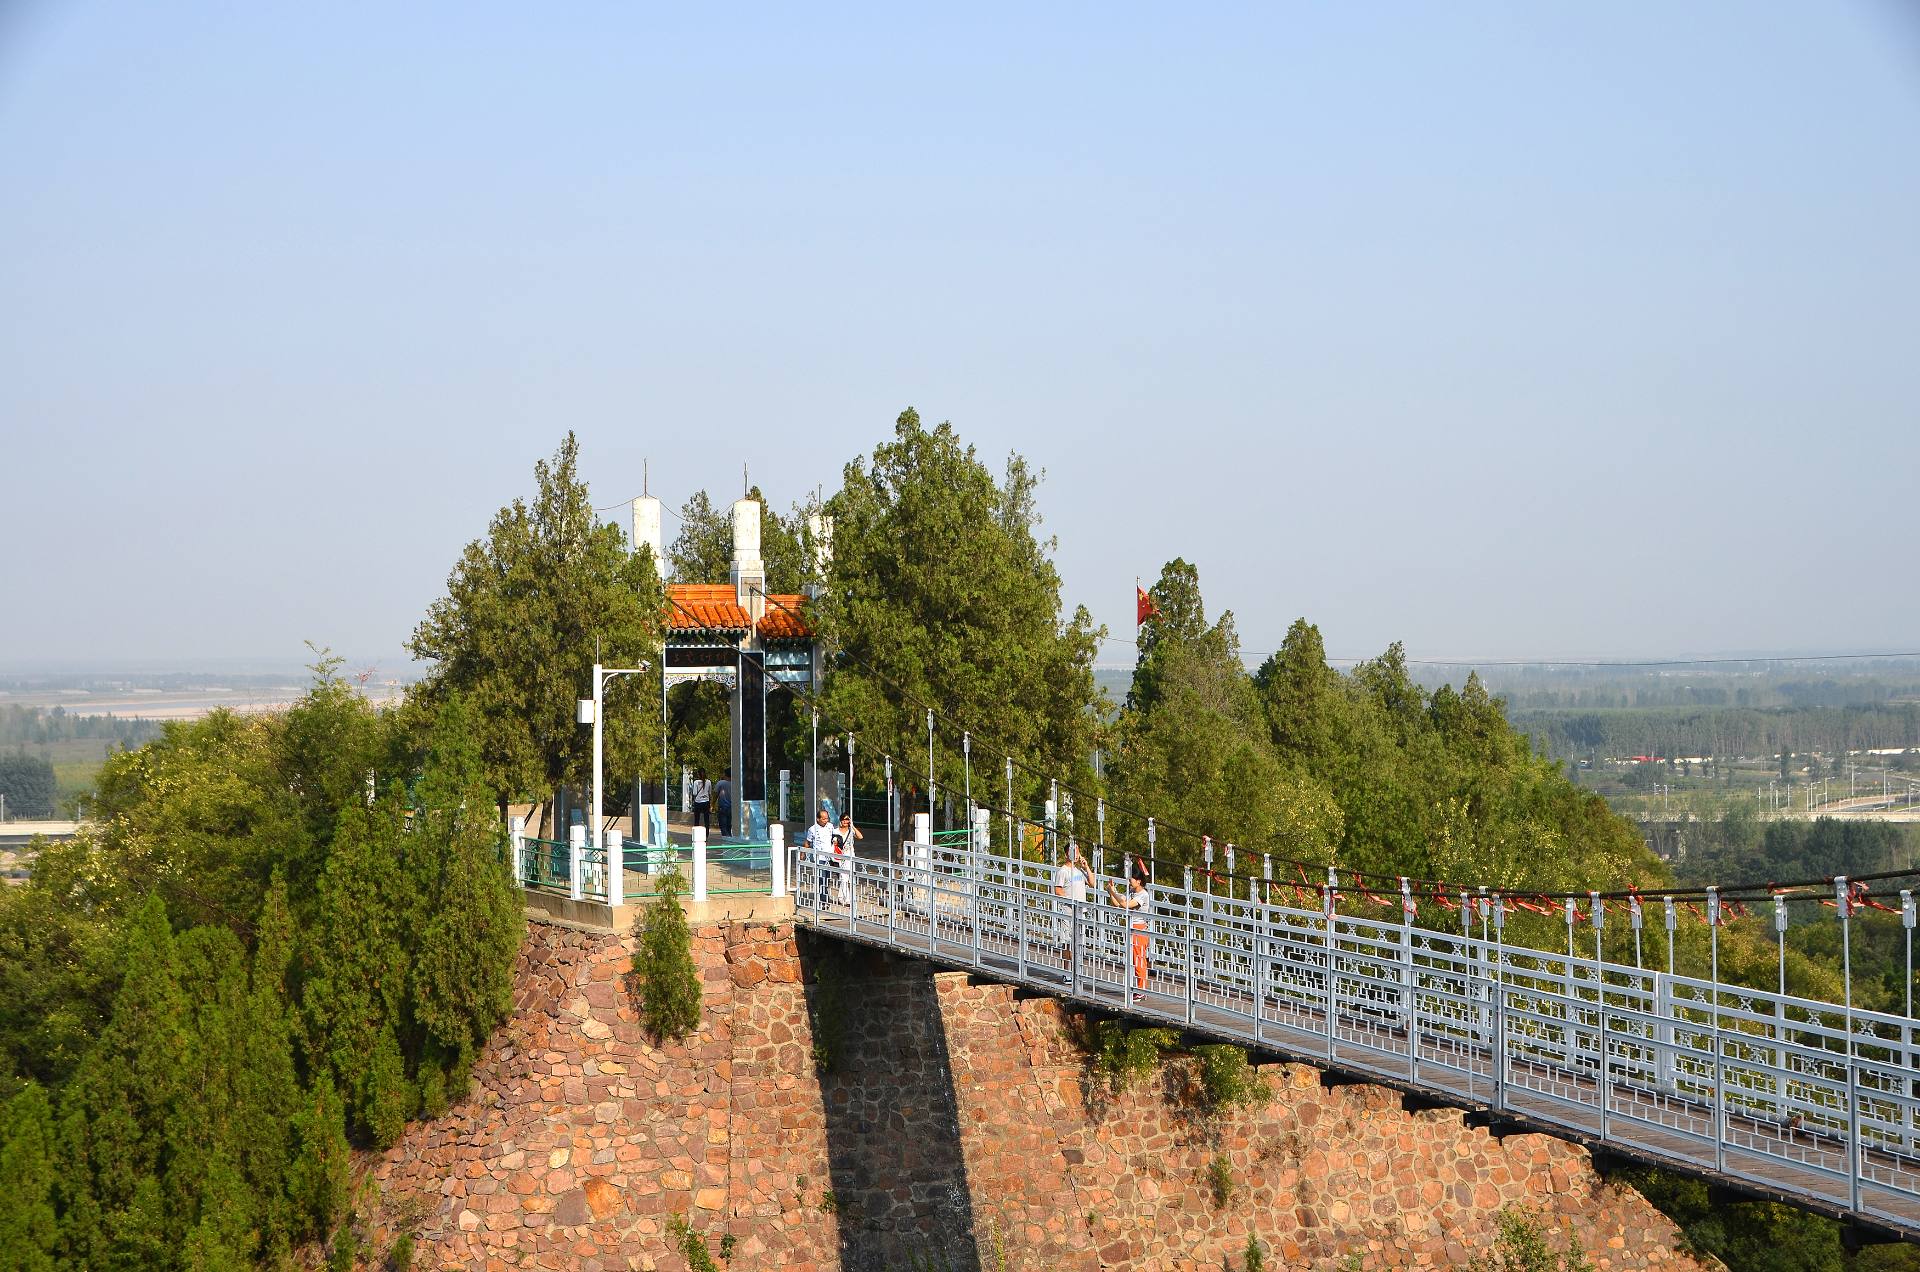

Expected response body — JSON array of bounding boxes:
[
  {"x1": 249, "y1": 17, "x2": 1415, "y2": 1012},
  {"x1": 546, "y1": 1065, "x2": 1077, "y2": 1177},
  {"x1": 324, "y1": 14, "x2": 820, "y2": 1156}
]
[{"x1": 372, "y1": 919, "x2": 1705, "y2": 1271}]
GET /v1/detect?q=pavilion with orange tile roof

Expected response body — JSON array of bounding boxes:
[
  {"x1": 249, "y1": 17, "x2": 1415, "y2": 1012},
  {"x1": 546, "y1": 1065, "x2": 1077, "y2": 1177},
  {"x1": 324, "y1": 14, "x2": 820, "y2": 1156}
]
[{"x1": 634, "y1": 494, "x2": 821, "y2": 842}]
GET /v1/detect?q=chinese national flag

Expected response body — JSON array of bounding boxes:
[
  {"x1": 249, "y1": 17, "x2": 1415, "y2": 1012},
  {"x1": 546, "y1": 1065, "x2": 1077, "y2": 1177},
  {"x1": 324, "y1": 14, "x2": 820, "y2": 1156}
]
[{"x1": 1136, "y1": 586, "x2": 1160, "y2": 626}]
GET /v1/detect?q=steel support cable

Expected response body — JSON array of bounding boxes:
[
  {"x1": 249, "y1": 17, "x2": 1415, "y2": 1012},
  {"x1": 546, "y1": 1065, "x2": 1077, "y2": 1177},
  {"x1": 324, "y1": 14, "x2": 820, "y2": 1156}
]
[{"x1": 729, "y1": 587, "x2": 1920, "y2": 911}]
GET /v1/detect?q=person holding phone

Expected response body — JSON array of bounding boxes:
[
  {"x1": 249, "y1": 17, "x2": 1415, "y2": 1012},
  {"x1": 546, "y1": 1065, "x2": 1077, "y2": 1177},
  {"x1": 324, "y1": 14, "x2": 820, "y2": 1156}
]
[{"x1": 1108, "y1": 863, "x2": 1152, "y2": 1002}]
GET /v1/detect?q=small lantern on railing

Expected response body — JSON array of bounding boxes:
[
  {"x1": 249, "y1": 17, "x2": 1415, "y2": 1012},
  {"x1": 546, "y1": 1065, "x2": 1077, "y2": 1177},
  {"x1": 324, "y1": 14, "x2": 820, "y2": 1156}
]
[{"x1": 1775, "y1": 894, "x2": 1790, "y2": 934}]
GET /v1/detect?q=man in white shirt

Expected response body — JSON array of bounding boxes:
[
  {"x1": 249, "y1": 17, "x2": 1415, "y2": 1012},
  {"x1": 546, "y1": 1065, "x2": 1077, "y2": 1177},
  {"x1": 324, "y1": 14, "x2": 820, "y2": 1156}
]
[
  {"x1": 803, "y1": 810, "x2": 835, "y2": 908},
  {"x1": 1052, "y1": 842, "x2": 1090, "y2": 971}
]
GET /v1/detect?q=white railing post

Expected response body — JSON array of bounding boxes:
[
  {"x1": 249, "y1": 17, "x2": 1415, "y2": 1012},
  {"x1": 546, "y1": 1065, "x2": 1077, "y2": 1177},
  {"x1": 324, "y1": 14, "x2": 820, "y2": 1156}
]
[
  {"x1": 1323, "y1": 874, "x2": 1338, "y2": 1061},
  {"x1": 568, "y1": 823, "x2": 585, "y2": 902},
  {"x1": 1400, "y1": 877, "x2": 1416, "y2": 1080},
  {"x1": 691, "y1": 826, "x2": 708, "y2": 903},
  {"x1": 605, "y1": 825, "x2": 623, "y2": 908},
  {"x1": 770, "y1": 823, "x2": 786, "y2": 898},
  {"x1": 1491, "y1": 895, "x2": 1507, "y2": 1111},
  {"x1": 510, "y1": 815, "x2": 526, "y2": 887}
]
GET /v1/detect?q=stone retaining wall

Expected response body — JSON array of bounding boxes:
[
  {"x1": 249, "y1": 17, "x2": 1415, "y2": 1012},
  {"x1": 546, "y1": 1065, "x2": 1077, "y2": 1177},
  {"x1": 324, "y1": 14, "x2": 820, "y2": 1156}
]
[{"x1": 371, "y1": 919, "x2": 1706, "y2": 1271}]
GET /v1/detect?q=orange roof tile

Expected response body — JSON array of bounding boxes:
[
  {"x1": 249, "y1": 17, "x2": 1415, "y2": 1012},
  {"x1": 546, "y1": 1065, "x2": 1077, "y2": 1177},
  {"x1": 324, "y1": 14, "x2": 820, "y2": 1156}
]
[
  {"x1": 666, "y1": 584, "x2": 749, "y2": 632},
  {"x1": 756, "y1": 594, "x2": 812, "y2": 639},
  {"x1": 664, "y1": 584, "x2": 813, "y2": 638}
]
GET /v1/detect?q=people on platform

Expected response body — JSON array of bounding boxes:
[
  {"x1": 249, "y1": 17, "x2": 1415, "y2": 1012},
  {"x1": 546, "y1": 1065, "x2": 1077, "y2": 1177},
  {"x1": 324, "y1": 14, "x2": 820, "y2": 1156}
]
[
  {"x1": 805, "y1": 809, "x2": 835, "y2": 907},
  {"x1": 1053, "y1": 841, "x2": 1089, "y2": 970},
  {"x1": 691, "y1": 772, "x2": 712, "y2": 830},
  {"x1": 715, "y1": 773, "x2": 733, "y2": 837},
  {"x1": 1108, "y1": 863, "x2": 1153, "y2": 1001},
  {"x1": 833, "y1": 813, "x2": 863, "y2": 906}
]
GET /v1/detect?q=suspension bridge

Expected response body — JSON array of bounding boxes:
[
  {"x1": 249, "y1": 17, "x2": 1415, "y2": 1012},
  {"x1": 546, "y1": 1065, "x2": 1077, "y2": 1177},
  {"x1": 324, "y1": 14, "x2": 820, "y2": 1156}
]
[{"x1": 786, "y1": 825, "x2": 1920, "y2": 1246}]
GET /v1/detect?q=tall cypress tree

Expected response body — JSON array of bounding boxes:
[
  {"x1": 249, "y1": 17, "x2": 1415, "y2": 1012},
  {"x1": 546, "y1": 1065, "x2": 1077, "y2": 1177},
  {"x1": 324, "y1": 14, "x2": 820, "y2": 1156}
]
[
  {"x1": 302, "y1": 794, "x2": 407, "y2": 1131},
  {"x1": 285, "y1": 1072, "x2": 350, "y2": 1242},
  {"x1": 57, "y1": 895, "x2": 189, "y2": 1263},
  {"x1": 0, "y1": 1082, "x2": 59, "y2": 1271},
  {"x1": 411, "y1": 697, "x2": 523, "y2": 1060}
]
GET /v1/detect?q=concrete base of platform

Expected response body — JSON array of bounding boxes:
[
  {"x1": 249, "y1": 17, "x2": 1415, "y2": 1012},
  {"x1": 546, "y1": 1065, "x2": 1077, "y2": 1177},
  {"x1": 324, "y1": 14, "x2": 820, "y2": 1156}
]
[{"x1": 522, "y1": 888, "x2": 793, "y2": 933}]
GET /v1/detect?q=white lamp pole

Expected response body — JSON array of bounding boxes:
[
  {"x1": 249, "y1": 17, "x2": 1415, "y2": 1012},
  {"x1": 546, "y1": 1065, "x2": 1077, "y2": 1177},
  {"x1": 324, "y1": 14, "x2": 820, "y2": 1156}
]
[{"x1": 580, "y1": 659, "x2": 650, "y2": 904}]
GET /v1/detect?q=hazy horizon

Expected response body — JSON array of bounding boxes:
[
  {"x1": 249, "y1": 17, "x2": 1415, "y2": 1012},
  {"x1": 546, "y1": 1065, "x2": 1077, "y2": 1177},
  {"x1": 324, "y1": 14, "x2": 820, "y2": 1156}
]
[{"x1": 4, "y1": 4, "x2": 1918, "y2": 669}]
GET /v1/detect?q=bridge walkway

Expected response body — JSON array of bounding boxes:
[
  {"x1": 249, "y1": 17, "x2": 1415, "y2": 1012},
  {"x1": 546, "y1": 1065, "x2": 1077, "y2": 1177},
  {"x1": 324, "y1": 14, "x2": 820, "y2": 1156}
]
[{"x1": 791, "y1": 843, "x2": 1920, "y2": 1243}]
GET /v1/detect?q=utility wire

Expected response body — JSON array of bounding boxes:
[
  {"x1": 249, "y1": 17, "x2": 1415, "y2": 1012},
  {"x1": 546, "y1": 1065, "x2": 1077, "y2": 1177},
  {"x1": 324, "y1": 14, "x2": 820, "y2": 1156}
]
[{"x1": 712, "y1": 587, "x2": 1920, "y2": 915}]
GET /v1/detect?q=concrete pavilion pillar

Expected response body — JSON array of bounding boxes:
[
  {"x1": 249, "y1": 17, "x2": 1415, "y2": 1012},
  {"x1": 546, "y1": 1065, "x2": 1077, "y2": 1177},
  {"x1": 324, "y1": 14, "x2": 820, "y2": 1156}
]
[{"x1": 730, "y1": 497, "x2": 769, "y2": 842}]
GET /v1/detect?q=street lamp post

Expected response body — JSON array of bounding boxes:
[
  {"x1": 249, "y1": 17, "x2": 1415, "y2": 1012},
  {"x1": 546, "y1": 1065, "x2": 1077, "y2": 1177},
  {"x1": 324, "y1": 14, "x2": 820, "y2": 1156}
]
[{"x1": 580, "y1": 659, "x2": 650, "y2": 908}]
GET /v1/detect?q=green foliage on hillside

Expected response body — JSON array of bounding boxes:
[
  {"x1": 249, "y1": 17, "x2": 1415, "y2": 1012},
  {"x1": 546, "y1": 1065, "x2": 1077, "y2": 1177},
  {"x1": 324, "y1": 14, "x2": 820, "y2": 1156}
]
[
  {"x1": 1107, "y1": 562, "x2": 1661, "y2": 905},
  {"x1": 0, "y1": 667, "x2": 524, "y2": 1268}
]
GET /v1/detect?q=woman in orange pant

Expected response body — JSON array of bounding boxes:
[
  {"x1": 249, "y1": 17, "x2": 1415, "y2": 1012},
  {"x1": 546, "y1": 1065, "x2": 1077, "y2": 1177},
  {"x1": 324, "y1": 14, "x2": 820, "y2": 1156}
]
[{"x1": 1108, "y1": 866, "x2": 1153, "y2": 999}]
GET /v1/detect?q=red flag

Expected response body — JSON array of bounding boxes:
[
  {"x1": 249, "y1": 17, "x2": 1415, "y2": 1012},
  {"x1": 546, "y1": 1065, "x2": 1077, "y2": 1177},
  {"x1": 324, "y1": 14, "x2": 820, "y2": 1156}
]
[{"x1": 1136, "y1": 586, "x2": 1160, "y2": 626}]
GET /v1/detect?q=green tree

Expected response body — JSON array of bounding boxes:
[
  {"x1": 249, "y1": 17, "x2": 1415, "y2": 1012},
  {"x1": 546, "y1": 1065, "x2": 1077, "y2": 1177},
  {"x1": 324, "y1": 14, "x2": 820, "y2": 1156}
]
[
  {"x1": 408, "y1": 433, "x2": 666, "y2": 830},
  {"x1": 410, "y1": 697, "x2": 524, "y2": 1057},
  {"x1": 1110, "y1": 580, "x2": 1341, "y2": 864},
  {"x1": 631, "y1": 870, "x2": 703, "y2": 1042},
  {"x1": 817, "y1": 409, "x2": 1103, "y2": 810},
  {"x1": 362, "y1": 1025, "x2": 409, "y2": 1151},
  {"x1": 0, "y1": 749, "x2": 57, "y2": 819},
  {"x1": 55, "y1": 896, "x2": 190, "y2": 1265},
  {"x1": 285, "y1": 1072, "x2": 351, "y2": 1242},
  {"x1": 301, "y1": 795, "x2": 408, "y2": 1128},
  {"x1": 0, "y1": 1082, "x2": 59, "y2": 1271}
]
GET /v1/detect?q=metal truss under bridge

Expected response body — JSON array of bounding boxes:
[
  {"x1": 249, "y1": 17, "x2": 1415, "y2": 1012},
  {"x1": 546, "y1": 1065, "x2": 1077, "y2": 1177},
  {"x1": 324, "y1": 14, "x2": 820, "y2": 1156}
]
[{"x1": 791, "y1": 842, "x2": 1920, "y2": 1242}]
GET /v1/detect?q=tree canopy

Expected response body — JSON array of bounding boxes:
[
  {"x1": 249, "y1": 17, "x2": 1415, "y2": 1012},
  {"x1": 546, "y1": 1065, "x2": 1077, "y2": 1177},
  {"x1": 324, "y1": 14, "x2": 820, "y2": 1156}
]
[
  {"x1": 408, "y1": 433, "x2": 665, "y2": 818},
  {"x1": 815, "y1": 409, "x2": 1103, "y2": 813},
  {"x1": 0, "y1": 669, "x2": 523, "y2": 1267}
]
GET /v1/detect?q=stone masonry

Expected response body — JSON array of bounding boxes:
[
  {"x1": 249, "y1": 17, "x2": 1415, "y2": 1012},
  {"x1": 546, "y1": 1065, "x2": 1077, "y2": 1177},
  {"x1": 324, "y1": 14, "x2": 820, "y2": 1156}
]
[{"x1": 371, "y1": 918, "x2": 1708, "y2": 1271}]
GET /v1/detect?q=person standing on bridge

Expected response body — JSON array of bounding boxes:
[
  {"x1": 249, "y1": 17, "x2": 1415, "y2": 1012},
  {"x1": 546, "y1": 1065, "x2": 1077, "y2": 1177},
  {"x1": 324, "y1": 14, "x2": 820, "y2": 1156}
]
[
  {"x1": 833, "y1": 813, "x2": 862, "y2": 908},
  {"x1": 804, "y1": 809, "x2": 835, "y2": 909},
  {"x1": 1053, "y1": 842, "x2": 1089, "y2": 973},
  {"x1": 1108, "y1": 863, "x2": 1153, "y2": 1001}
]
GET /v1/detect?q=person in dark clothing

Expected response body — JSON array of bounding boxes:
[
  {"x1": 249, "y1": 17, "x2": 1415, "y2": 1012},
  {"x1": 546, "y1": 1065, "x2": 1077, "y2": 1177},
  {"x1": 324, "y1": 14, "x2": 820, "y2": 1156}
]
[
  {"x1": 691, "y1": 771, "x2": 711, "y2": 830},
  {"x1": 715, "y1": 773, "x2": 733, "y2": 837}
]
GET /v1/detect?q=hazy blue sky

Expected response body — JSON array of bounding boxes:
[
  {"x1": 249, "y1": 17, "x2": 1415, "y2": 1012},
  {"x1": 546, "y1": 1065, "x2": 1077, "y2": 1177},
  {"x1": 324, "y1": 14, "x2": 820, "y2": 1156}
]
[{"x1": 4, "y1": 3, "x2": 1917, "y2": 672}]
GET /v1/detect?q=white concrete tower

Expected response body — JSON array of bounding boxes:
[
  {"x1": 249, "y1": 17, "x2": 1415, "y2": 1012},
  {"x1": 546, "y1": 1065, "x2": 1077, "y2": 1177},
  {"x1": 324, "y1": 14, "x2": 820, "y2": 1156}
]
[
  {"x1": 731, "y1": 497, "x2": 765, "y2": 621},
  {"x1": 632, "y1": 495, "x2": 663, "y2": 569}
]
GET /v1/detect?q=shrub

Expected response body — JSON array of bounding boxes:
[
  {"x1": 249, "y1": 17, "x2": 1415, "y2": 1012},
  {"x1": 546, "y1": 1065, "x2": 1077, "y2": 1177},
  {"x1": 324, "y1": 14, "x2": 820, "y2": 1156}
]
[
  {"x1": 1244, "y1": 1234, "x2": 1266, "y2": 1272},
  {"x1": 632, "y1": 870, "x2": 703, "y2": 1042},
  {"x1": 1086, "y1": 1019, "x2": 1178, "y2": 1090},
  {"x1": 415, "y1": 1060, "x2": 448, "y2": 1120},
  {"x1": 1466, "y1": 1206, "x2": 1595, "y2": 1272},
  {"x1": 387, "y1": 1230, "x2": 415, "y2": 1270},
  {"x1": 1206, "y1": 1154, "x2": 1234, "y2": 1208},
  {"x1": 666, "y1": 1212, "x2": 721, "y2": 1272},
  {"x1": 1195, "y1": 1044, "x2": 1270, "y2": 1114},
  {"x1": 808, "y1": 945, "x2": 849, "y2": 1074}
]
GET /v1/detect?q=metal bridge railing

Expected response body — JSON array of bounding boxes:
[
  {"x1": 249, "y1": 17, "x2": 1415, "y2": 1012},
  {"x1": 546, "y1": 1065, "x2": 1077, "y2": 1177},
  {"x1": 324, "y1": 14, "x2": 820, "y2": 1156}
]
[{"x1": 791, "y1": 840, "x2": 1920, "y2": 1238}]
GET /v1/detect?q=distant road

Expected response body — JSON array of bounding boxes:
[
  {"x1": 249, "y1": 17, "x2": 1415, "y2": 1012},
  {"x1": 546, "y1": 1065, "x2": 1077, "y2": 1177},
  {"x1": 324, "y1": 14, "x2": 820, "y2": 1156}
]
[{"x1": 0, "y1": 683, "x2": 406, "y2": 719}]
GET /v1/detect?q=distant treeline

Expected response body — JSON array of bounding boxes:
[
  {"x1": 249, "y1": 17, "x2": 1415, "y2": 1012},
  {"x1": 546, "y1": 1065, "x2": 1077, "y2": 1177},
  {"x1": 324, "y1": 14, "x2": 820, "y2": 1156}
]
[
  {"x1": 1512, "y1": 703, "x2": 1920, "y2": 761},
  {"x1": 1673, "y1": 813, "x2": 1919, "y2": 890},
  {"x1": 0, "y1": 704, "x2": 167, "y2": 748}
]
